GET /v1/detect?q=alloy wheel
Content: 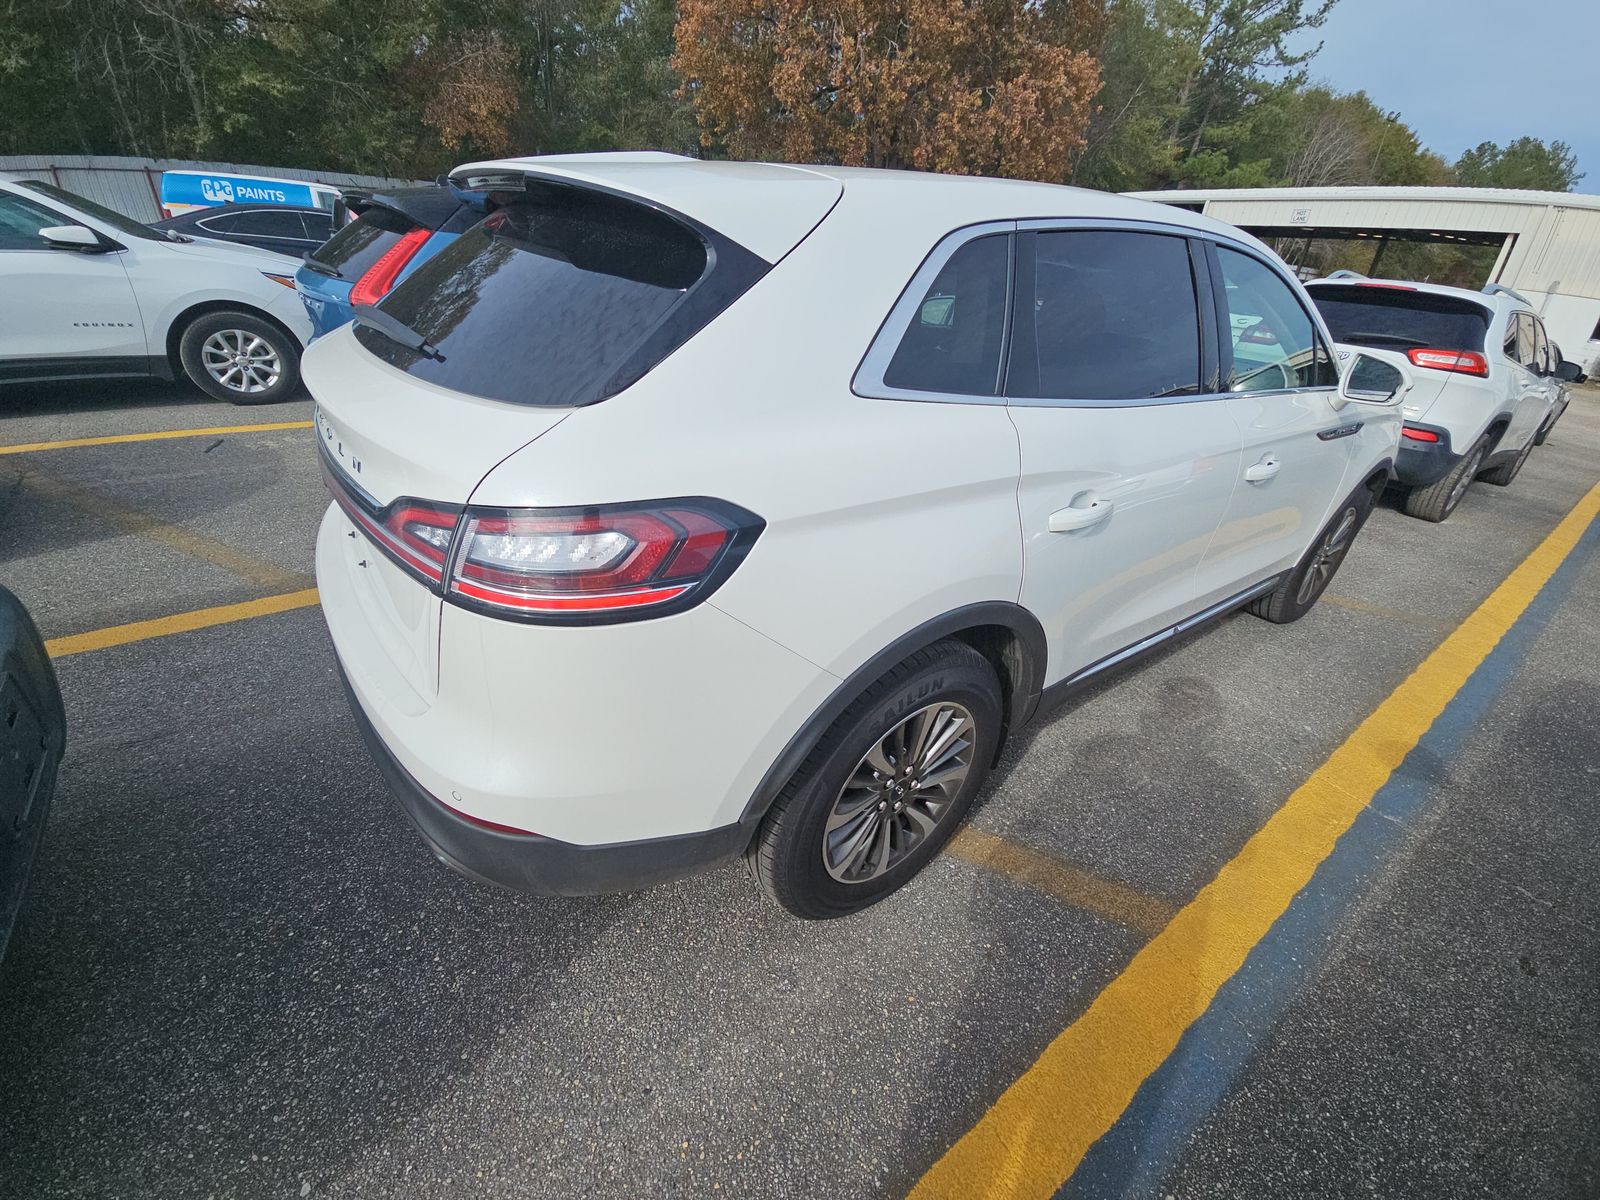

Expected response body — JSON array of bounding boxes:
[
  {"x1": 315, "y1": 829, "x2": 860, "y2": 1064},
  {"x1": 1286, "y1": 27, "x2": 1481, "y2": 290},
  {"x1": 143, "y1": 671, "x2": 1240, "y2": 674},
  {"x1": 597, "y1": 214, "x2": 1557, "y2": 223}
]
[
  {"x1": 1296, "y1": 506, "x2": 1359, "y2": 606},
  {"x1": 200, "y1": 329, "x2": 282, "y2": 395},
  {"x1": 821, "y1": 701, "x2": 975, "y2": 884}
]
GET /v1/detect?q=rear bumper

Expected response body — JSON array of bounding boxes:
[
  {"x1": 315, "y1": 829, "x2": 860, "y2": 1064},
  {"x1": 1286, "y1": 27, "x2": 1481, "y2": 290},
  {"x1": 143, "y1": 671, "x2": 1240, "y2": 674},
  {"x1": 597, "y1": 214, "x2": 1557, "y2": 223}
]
[
  {"x1": 338, "y1": 663, "x2": 750, "y2": 895},
  {"x1": 1394, "y1": 423, "x2": 1457, "y2": 487}
]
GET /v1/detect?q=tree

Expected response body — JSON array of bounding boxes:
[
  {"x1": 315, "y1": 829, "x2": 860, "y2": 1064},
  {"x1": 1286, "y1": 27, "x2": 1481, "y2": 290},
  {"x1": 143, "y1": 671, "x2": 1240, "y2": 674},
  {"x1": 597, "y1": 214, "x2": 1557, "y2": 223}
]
[
  {"x1": 672, "y1": 0, "x2": 1102, "y2": 180},
  {"x1": 1455, "y1": 138, "x2": 1584, "y2": 192}
]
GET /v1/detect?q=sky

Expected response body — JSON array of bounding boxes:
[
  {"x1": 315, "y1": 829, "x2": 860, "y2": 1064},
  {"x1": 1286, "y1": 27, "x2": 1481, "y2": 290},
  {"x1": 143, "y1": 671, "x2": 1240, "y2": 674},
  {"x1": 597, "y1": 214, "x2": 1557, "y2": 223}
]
[{"x1": 1290, "y1": 0, "x2": 1600, "y2": 191}]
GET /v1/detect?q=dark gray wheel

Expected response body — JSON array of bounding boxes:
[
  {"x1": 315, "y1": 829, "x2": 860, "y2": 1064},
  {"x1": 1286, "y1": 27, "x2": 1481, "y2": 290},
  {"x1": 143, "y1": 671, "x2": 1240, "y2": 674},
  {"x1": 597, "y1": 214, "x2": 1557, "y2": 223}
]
[
  {"x1": 1249, "y1": 484, "x2": 1375, "y2": 624},
  {"x1": 821, "y1": 700, "x2": 976, "y2": 884},
  {"x1": 1403, "y1": 435, "x2": 1488, "y2": 523},
  {"x1": 1478, "y1": 435, "x2": 1533, "y2": 487},
  {"x1": 178, "y1": 311, "x2": 301, "y2": 405},
  {"x1": 750, "y1": 640, "x2": 1002, "y2": 919}
]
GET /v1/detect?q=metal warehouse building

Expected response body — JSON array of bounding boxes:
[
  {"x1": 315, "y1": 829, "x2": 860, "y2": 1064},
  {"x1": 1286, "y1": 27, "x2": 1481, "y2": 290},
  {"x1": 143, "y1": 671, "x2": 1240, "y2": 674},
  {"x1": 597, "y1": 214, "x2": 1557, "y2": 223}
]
[{"x1": 1130, "y1": 186, "x2": 1600, "y2": 369}]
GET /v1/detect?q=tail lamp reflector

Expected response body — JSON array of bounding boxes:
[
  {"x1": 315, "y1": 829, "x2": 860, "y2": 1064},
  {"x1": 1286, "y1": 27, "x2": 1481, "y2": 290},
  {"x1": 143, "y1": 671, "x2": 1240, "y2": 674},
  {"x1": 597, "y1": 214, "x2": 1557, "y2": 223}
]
[
  {"x1": 1406, "y1": 348, "x2": 1489, "y2": 377},
  {"x1": 349, "y1": 227, "x2": 431, "y2": 307},
  {"x1": 1401, "y1": 425, "x2": 1441, "y2": 443}
]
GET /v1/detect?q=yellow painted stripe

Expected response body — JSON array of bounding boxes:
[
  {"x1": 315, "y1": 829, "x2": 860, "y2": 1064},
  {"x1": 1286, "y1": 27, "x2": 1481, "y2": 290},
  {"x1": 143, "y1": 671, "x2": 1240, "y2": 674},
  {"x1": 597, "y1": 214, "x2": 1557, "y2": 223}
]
[
  {"x1": 0, "y1": 420, "x2": 312, "y2": 456},
  {"x1": 45, "y1": 589, "x2": 321, "y2": 659},
  {"x1": 910, "y1": 479, "x2": 1600, "y2": 1200},
  {"x1": 947, "y1": 828, "x2": 1177, "y2": 938},
  {"x1": 16, "y1": 470, "x2": 313, "y2": 593}
]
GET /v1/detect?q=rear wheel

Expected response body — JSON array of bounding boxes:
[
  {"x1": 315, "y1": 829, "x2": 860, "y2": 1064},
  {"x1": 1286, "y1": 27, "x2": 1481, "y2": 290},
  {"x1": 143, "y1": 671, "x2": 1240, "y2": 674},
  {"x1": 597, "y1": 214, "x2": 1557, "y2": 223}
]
[
  {"x1": 1403, "y1": 434, "x2": 1488, "y2": 522},
  {"x1": 1478, "y1": 435, "x2": 1533, "y2": 487},
  {"x1": 749, "y1": 641, "x2": 1002, "y2": 919},
  {"x1": 1248, "y1": 484, "x2": 1375, "y2": 624},
  {"x1": 178, "y1": 311, "x2": 301, "y2": 405}
]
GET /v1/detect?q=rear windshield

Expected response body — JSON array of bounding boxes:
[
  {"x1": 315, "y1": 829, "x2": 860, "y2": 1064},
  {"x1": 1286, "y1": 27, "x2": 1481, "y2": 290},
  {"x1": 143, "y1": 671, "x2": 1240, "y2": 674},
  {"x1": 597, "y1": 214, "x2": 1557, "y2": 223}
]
[
  {"x1": 311, "y1": 205, "x2": 421, "y2": 278},
  {"x1": 354, "y1": 182, "x2": 767, "y2": 407},
  {"x1": 1308, "y1": 285, "x2": 1490, "y2": 353}
]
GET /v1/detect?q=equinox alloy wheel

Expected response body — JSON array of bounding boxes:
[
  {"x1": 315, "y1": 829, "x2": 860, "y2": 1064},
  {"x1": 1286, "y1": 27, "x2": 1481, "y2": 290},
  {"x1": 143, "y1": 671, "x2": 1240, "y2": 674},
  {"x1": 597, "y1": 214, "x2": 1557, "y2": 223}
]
[
  {"x1": 178, "y1": 310, "x2": 302, "y2": 405},
  {"x1": 822, "y1": 701, "x2": 975, "y2": 884},
  {"x1": 751, "y1": 641, "x2": 1002, "y2": 918}
]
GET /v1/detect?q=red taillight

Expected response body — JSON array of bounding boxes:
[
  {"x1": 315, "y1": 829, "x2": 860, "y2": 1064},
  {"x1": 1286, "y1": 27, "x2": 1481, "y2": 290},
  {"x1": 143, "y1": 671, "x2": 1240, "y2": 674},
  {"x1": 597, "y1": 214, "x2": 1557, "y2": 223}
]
[
  {"x1": 348, "y1": 227, "x2": 430, "y2": 307},
  {"x1": 320, "y1": 450, "x2": 459, "y2": 584},
  {"x1": 448, "y1": 502, "x2": 762, "y2": 621},
  {"x1": 1401, "y1": 425, "x2": 1441, "y2": 443},
  {"x1": 1406, "y1": 348, "x2": 1489, "y2": 377}
]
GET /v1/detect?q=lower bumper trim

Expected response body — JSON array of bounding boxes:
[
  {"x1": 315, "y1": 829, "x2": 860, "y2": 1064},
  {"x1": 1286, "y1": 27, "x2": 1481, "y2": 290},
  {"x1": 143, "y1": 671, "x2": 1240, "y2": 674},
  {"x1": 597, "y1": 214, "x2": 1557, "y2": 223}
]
[{"x1": 338, "y1": 664, "x2": 749, "y2": 897}]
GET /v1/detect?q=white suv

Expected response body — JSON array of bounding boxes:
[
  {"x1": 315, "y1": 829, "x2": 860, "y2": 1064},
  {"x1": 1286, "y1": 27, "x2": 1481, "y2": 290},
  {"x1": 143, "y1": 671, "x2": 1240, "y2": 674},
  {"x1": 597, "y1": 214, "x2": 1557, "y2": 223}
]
[
  {"x1": 0, "y1": 177, "x2": 313, "y2": 404},
  {"x1": 1307, "y1": 275, "x2": 1580, "y2": 522},
  {"x1": 311, "y1": 155, "x2": 1408, "y2": 918}
]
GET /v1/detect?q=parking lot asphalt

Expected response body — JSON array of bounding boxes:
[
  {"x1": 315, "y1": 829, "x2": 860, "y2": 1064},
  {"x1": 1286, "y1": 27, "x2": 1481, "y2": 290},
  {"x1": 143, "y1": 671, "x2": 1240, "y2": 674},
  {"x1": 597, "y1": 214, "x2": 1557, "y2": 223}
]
[{"x1": 1, "y1": 378, "x2": 1597, "y2": 1200}]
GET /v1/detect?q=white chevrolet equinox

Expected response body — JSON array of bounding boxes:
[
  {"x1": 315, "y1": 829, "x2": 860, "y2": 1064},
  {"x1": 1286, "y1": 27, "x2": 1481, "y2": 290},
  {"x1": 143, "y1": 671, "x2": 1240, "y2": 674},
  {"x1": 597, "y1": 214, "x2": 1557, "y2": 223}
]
[{"x1": 310, "y1": 155, "x2": 1411, "y2": 918}]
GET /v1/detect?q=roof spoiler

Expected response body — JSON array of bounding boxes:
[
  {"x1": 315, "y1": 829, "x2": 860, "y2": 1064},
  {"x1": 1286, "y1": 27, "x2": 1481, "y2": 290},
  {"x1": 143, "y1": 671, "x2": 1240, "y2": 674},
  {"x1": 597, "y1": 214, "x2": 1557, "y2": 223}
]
[
  {"x1": 1324, "y1": 270, "x2": 1366, "y2": 280},
  {"x1": 1482, "y1": 283, "x2": 1532, "y2": 306}
]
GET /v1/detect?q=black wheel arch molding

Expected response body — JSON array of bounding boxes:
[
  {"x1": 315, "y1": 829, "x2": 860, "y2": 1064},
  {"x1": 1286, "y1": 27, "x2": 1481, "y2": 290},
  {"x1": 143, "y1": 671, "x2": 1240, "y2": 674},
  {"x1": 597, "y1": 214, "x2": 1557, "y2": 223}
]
[{"x1": 736, "y1": 600, "x2": 1048, "y2": 835}]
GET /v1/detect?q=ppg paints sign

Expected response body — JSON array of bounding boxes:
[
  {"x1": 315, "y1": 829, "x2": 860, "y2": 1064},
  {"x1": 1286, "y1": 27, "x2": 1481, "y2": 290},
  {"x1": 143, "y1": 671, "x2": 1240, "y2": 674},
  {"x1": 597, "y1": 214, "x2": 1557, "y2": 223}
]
[{"x1": 160, "y1": 169, "x2": 333, "y2": 215}]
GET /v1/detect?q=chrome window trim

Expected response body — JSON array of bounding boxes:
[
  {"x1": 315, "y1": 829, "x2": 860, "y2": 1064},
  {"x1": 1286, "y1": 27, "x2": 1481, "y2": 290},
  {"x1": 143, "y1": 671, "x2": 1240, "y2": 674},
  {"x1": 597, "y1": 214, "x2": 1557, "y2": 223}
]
[
  {"x1": 854, "y1": 215, "x2": 1339, "y2": 410},
  {"x1": 852, "y1": 219, "x2": 1016, "y2": 407}
]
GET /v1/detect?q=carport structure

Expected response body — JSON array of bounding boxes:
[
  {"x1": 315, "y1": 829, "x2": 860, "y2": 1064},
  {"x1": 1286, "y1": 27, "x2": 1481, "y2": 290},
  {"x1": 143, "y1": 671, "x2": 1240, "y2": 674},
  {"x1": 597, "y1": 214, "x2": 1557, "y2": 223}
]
[{"x1": 1129, "y1": 186, "x2": 1600, "y2": 370}]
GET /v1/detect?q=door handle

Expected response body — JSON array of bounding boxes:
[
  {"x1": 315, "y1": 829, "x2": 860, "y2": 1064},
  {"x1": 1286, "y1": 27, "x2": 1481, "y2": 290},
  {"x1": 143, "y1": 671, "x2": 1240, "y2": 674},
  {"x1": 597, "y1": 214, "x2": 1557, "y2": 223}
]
[
  {"x1": 1244, "y1": 455, "x2": 1281, "y2": 483},
  {"x1": 1048, "y1": 497, "x2": 1114, "y2": 533}
]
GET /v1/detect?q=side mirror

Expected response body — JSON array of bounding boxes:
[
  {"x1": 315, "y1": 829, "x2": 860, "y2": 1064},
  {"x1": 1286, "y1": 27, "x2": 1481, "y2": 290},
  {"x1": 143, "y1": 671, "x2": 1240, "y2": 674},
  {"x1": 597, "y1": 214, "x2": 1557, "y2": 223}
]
[
  {"x1": 1334, "y1": 351, "x2": 1414, "y2": 409},
  {"x1": 1555, "y1": 359, "x2": 1584, "y2": 383},
  {"x1": 38, "y1": 224, "x2": 104, "y2": 251}
]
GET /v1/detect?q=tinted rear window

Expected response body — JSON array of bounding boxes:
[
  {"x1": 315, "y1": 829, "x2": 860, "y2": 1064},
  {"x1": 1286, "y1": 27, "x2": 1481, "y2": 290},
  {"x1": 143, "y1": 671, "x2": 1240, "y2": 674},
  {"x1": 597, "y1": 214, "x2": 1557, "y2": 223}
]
[
  {"x1": 1308, "y1": 286, "x2": 1490, "y2": 353},
  {"x1": 312, "y1": 206, "x2": 420, "y2": 278},
  {"x1": 355, "y1": 184, "x2": 766, "y2": 407}
]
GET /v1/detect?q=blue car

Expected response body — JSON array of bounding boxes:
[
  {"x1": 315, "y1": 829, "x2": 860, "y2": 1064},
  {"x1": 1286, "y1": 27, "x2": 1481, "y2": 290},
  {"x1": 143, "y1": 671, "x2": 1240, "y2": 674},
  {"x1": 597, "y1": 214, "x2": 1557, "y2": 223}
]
[{"x1": 295, "y1": 186, "x2": 485, "y2": 339}]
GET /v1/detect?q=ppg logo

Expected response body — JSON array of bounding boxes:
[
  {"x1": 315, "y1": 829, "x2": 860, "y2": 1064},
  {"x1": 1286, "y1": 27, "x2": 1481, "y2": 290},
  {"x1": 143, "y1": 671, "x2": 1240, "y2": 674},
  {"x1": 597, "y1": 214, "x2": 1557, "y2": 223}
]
[{"x1": 200, "y1": 177, "x2": 235, "y2": 203}]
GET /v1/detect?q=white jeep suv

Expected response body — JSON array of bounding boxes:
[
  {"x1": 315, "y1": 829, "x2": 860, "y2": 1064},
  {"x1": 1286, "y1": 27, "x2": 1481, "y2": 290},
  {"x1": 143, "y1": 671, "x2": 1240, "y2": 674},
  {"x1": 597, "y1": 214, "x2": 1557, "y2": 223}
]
[
  {"x1": 0, "y1": 177, "x2": 313, "y2": 404},
  {"x1": 311, "y1": 155, "x2": 1408, "y2": 918},
  {"x1": 1307, "y1": 274, "x2": 1580, "y2": 522}
]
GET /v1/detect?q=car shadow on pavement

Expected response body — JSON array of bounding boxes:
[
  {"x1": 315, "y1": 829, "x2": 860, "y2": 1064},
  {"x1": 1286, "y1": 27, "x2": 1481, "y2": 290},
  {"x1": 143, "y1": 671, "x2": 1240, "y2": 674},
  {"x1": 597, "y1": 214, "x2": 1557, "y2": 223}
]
[{"x1": 0, "y1": 378, "x2": 310, "y2": 421}]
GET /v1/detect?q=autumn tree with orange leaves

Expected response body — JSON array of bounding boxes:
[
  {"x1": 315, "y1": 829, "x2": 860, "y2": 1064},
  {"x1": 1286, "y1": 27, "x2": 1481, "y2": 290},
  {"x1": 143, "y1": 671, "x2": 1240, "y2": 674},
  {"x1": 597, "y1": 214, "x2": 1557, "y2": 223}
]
[{"x1": 672, "y1": 0, "x2": 1102, "y2": 181}]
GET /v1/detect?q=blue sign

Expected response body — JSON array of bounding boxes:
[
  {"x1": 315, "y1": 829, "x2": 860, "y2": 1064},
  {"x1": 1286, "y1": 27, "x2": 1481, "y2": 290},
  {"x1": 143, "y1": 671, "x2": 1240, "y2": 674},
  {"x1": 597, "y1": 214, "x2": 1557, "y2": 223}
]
[{"x1": 161, "y1": 171, "x2": 326, "y2": 212}]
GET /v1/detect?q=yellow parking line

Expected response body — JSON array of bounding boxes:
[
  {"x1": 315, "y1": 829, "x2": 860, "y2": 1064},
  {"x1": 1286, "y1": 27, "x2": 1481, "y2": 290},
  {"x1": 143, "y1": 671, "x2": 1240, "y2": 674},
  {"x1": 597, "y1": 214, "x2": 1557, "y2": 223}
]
[
  {"x1": 0, "y1": 420, "x2": 312, "y2": 456},
  {"x1": 16, "y1": 470, "x2": 313, "y2": 593},
  {"x1": 946, "y1": 828, "x2": 1176, "y2": 938},
  {"x1": 909, "y1": 478, "x2": 1600, "y2": 1200},
  {"x1": 45, "y1": 589, "x2": 321, "y2": 659}
]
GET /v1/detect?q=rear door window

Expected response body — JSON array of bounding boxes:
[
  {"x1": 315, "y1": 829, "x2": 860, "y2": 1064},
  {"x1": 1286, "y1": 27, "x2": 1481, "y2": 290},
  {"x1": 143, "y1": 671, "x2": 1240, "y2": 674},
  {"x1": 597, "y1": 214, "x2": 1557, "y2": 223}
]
[
  {"x1": 1514, "y1": 314, "x2": 1539, "y2": 370},
  {"x1": 311, "y1": 205, "x2": 421, "y2": 279},
  {"x1": 1308, "y1": 286, "x2": 1490, "y2": 354},
  {"x1": 235, "y1": 210, "x2": 314, "y2": 239},
  {"x1": 355, "y1": 183, "x2": 767, "y2": 407},
  {"x1": 1006, "y1": 230, "x2": 1202, "y2": 402},
  {"x1": 882, "y1": 234, "x2": 1010, "y2": 396},
  {"x1": 1217, "y1": 248, "x2": 1337, "y2": 392}
]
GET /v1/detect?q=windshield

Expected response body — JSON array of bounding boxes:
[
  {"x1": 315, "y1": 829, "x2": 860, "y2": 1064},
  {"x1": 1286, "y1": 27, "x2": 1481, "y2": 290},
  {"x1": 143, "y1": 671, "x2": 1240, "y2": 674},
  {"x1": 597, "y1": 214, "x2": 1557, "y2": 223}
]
[
  {"x1": 20, "y1": 180, "x2": 167, "y2": 242},
  {"x1": 1308, "y1": 285, "x2": 1490, "y2": 353},
  {"x1": 355, "y1": 181, "x2": 766, "y2": 407}
]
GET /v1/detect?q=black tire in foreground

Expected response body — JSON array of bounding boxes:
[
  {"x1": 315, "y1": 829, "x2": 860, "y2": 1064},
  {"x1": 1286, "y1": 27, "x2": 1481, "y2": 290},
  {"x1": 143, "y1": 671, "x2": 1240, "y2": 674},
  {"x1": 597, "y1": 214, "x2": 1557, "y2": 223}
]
[
  {"x1": 750, "y1": 641, "x2": 1002, "y2": 919},
  {"x1": 1248, "y1": 483, "x2": 1377, "y2": 624},
  {"x1": 178, "y1": 310, "x2": 302, "y2": 405},
  {"x1": 1403, "y1": 433, "x2": 1490, "y2": 523}
]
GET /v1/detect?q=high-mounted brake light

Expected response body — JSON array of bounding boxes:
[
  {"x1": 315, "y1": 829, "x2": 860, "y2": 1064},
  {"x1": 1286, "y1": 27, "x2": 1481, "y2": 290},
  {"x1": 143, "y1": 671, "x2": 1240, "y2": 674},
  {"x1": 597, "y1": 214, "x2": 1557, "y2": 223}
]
[
  {"x1": 1401, "y1": 425, "x2": 1441, "y2": 443},
  {"x1": 447, "y1": 501, "x2": 763, "y2": 622},
  {"x1": 1406, "y1": 348, "x2": 1489, "y2": 377},
  {"x1": 349, "y1": 227, "x2": 431, "y2": 307},
  {"x1": 1355, "y1": 282, "x2": 1417, "y2": 291}
]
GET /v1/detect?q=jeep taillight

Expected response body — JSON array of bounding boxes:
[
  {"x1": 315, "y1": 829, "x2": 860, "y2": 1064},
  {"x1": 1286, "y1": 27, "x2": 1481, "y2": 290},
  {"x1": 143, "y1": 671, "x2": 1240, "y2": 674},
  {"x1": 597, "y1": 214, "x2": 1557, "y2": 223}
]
[
  {"x1": 448, "y1": 501, "x2": 763, "y2": 622},
  {"x1": 1406, "y1": 348, "x2": 1489, "y2": 377}
]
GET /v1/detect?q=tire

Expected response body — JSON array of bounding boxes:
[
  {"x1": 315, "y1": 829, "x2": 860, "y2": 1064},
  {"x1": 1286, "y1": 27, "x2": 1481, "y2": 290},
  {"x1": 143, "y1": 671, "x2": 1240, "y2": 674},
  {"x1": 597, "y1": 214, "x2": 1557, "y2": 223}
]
[
  {"x1": 1533, "y1": 421, "x2": 1551, "y2": 447},
  {"x1": 1248, "y1": 484, "x2": 1375, "y2": 624},
  {"x1": 749, "y1": 641, "x2": 1002, "y2": 919},
  {"x1": 1478, "y1": 435, "x2": 1533, "y2": 487},
  {"x1": 1402, "y1": 434, "x2": 1489, "y2": 523},
  {"x1": 178, "y1": 311, "x2": 302, "y2": 405}
]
